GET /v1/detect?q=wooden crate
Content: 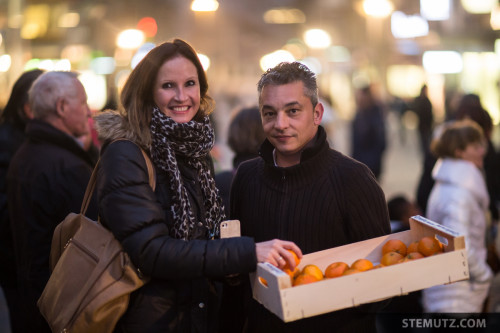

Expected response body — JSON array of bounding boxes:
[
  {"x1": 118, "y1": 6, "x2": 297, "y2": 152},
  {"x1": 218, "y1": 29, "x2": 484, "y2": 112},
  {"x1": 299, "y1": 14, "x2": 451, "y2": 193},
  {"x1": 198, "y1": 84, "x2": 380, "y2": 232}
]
[{"x1": 250, "y1": 215, "x2": 469, "y2": 322}]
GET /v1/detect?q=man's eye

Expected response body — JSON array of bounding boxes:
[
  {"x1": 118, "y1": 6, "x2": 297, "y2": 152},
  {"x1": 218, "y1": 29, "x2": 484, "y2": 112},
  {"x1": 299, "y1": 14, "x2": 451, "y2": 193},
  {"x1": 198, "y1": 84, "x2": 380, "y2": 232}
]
[{"x1": 288, "y1": 108, "x2": 299, "y2": 114}]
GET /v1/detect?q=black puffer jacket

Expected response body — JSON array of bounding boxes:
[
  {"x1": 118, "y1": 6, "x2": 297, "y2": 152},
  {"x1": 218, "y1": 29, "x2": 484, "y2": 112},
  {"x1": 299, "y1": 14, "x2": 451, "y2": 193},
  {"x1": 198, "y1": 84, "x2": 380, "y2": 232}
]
[{"x1": 95, "y1": 113, "x2": 257, "y2": 333}]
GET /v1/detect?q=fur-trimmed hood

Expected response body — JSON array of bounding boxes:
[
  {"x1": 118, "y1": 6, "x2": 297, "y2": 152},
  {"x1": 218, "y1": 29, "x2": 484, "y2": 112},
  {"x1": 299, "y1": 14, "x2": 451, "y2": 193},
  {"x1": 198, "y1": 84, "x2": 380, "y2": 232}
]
[{"x1": 93, "y1": 110, "x2": 150, "y2": 149}]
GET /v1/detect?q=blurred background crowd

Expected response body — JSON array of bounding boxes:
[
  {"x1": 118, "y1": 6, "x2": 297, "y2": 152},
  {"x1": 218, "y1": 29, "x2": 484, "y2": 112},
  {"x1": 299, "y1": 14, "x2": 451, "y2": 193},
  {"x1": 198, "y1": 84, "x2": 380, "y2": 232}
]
[{"x1": 0, "y1": 0, "x2": 499, "y2": 200}]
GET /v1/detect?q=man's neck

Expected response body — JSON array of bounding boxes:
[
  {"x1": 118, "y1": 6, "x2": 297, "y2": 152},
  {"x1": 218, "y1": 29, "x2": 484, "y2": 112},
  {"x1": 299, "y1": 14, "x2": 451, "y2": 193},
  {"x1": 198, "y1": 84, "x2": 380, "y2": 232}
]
[{"x1": 273, "y1": 149, "x2": 300, "y2": 168}]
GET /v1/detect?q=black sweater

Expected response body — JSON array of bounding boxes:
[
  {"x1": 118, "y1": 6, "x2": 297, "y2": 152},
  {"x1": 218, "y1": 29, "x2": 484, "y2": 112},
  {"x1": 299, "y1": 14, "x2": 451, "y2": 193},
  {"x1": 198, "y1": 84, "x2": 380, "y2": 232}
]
[{"x1": 228, "y1": 126, "x2": 390, "y2": 332}]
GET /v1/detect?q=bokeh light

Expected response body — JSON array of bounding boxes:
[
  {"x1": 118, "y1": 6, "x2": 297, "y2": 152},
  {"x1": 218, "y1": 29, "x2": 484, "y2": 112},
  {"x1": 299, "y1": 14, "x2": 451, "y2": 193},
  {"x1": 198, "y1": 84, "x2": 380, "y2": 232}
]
[
  {"x1": 117, "y1": 29, "x2": 145, "y2": 49},
  {"x1": 137, "y1": 17, "x2": 157, "y2": 37},
  {"x1": 304, "y1": 29, "x2": 331, "y2": 49},
  {"x1": 260, "y1": 50, "x2": 295, "y2": 71}
]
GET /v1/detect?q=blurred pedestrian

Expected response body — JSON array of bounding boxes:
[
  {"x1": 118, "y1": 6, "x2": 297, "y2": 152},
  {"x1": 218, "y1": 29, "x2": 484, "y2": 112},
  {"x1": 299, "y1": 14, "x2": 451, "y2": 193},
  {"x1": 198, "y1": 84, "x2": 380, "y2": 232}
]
[
  {"x1": 215, "y1": 106, "x2": 266, "y2": 217},
  {"x1": 6, "y1": 71, "x2": 97, "y2": 332},
  {"x1": 411, "y1": 84, "x2": 433, "y2": 154},
  {"x1": 387, "y1": 194, "x2": 421, "y2": 233},
  {"x1": 0, "y1": 69, "x2": 43, "y2": 332},
  {"x1": 415, "y1": 93, "x2": 498, "y2": 221},
  {"x1": 351, "y1": 85, "x2": 387, "y2": 179},
  {"x1": 423, "y1": 119, "x2": 493, "y2": 313},
  {"x1": 93, "y1": 39, "x2": 301, "y2": 333}
]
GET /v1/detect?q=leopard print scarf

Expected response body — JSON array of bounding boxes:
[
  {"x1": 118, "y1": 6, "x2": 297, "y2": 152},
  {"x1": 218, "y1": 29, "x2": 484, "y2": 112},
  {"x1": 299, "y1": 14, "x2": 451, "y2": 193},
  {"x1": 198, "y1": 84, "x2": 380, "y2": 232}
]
[{"x1": 150, "y1": 107, "x2": 224, "y2": 240}]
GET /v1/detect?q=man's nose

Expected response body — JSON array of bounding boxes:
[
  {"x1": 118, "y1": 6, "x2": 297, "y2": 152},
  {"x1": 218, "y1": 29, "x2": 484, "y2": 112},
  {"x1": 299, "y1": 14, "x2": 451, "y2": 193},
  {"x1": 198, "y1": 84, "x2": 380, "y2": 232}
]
[{"x1": 275, "y1": 112, "x2": 289, "y2": 129}]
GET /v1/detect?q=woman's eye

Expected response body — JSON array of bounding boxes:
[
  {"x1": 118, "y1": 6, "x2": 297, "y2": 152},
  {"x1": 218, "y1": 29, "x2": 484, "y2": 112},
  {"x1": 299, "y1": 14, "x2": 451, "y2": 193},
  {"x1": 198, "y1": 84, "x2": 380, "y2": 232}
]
[
  {"x1": 162, "y1": 82, "x2": 173, "y2": 89},
  {"x1": 186, "y1": 80, "x2": 196, "y2": 87}
]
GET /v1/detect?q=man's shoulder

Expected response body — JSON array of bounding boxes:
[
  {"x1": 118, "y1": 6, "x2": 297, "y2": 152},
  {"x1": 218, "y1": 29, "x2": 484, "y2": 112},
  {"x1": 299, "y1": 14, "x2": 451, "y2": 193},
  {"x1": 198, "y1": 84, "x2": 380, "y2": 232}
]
[
  {"x1": 327, "y1": 148, "x2": 370, "y2": 170},
  {"x1": 236, "y1": 157, "x2": 262, "y2": 172}
]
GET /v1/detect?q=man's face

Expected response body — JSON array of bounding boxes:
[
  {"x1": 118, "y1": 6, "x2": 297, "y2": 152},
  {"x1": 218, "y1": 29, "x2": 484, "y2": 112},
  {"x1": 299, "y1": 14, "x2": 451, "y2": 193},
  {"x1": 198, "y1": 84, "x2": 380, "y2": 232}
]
[
  {"x1": 61, "y1": 80, "x2": 91, "y2": 138},
  {"x1": 260, "y1": 81, "x2": 323, "y2": 167}
]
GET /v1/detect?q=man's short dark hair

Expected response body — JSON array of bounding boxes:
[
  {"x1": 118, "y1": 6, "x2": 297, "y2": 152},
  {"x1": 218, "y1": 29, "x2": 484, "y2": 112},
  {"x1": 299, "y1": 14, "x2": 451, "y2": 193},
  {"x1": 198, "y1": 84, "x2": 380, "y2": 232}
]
[{"x1": 257, "y1": 62, "x2": 318, "y2": 107}]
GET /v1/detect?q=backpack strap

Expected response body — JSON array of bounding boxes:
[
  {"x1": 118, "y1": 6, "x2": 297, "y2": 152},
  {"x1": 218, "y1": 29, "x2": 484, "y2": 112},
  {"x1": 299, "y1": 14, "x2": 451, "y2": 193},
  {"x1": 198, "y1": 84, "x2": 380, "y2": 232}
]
[{"x1": 80, "y1": 139, "x2": 155, "y2": 214}]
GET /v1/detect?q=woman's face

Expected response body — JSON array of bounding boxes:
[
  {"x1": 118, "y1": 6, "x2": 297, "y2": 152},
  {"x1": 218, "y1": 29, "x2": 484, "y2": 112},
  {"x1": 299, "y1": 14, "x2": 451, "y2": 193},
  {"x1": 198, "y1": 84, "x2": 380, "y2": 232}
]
[
  {"x1": 456, "y1": 141, "x2": 486, "y2": 168},
  {"x1": 153, "y1": 55, "x2": 200, "y2": 123}
]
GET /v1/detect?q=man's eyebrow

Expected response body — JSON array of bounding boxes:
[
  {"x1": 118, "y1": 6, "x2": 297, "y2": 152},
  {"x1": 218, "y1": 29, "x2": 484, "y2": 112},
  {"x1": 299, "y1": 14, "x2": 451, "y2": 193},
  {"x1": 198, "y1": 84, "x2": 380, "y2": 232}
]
[{"x1": 262, "y1": 101, "x2": 301, "y2": 110}]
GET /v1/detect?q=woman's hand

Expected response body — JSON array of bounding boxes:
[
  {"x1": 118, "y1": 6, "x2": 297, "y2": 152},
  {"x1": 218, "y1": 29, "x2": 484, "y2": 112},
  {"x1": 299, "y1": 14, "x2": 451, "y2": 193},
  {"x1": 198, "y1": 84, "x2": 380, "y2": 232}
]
[{"x1": 255, "y1": 239, "x2": 302, "y2": 270}]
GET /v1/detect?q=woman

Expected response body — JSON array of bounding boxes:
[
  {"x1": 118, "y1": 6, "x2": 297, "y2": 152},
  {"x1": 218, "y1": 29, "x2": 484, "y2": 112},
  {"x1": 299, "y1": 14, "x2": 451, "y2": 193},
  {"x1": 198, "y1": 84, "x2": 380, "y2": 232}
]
[
  {"x1": 422, "y1": 119, "x2": 493, "y2": 313},
  {"x1": 0, "y1": 69, "x2": 44, "y2": 333},
  {"x1": 93, "y1": 39, "x2": 301, "y2": 332}
]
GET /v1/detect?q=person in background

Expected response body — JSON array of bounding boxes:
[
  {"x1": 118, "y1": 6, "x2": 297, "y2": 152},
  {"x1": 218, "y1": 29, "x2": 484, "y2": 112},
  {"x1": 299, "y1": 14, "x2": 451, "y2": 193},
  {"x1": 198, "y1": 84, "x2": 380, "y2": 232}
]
[
  {"x1": 351, "y1": 85, "x2": 387, "y2": 179},
  {"x1": 411, "y1": 84, "x2": 433, "y2": 155},
  {"x1": 423, "y1": 119, "x2": 493, "y2": 313},
  {"x1": 416, "y1": 93, "x2": 499, "y2": 221},
  {"x1": 7, "y1": 71, "x2": 98, "y2": 332},
  {"x1": 93, "y1": 39, "x2": 301, "y2": 333},
  {"x1": 227, "y1": 62, "x2": 390, "y2": 332},
  {"x1": 0, "y1": 69, "x2": 44, "y2": 333},
  {"x1": 215, "y1": 106, "x2": 266, "y2": 217},
  {"x1": 387, "y1": 194, "x2": 421, "y2": 233}
]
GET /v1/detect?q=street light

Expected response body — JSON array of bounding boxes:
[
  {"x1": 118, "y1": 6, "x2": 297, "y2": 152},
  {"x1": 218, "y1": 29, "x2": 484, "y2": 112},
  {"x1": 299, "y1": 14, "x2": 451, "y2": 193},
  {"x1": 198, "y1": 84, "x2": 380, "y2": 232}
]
[
  {"x1": 191, "y1": 0, "x2": 219, "y2": 12},
  {"x1": 363, "y1": 0, "x2": 394, "y2": 18}
]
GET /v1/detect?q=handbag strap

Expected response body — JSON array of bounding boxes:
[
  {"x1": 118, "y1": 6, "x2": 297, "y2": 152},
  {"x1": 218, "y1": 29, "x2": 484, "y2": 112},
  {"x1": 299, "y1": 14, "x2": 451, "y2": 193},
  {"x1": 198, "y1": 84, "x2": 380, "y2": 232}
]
[{"x1": 80, "y1": 139, "x2": 156, "y2": 214}]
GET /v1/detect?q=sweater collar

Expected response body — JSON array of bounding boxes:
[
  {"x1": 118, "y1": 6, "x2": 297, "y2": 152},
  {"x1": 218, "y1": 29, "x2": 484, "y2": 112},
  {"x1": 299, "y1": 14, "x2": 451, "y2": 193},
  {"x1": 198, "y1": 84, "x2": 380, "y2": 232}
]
[
  {"x1": 259, "y1": 125, "x2": 328, "y2": 166},
  {"x1": 257, "y1": 126, "x2": 331, "y2": 189}
]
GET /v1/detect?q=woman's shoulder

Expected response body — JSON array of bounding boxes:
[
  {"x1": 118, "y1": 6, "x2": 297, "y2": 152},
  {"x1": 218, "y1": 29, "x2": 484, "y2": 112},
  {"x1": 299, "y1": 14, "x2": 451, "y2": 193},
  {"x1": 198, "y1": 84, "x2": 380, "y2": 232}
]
[{"x1": 99, "y1": 140, "x2": 150, "y2": 186}]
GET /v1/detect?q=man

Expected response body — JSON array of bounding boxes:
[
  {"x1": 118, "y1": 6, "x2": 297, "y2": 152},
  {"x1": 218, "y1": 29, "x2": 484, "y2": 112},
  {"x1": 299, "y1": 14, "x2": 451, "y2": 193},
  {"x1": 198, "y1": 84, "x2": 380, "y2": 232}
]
[
  {"x1": 228, "y1": 62, "x2": 390, "y2": 332},
  {"x1": 7, "y1": 71, "x2": 97, "y2": 332}
]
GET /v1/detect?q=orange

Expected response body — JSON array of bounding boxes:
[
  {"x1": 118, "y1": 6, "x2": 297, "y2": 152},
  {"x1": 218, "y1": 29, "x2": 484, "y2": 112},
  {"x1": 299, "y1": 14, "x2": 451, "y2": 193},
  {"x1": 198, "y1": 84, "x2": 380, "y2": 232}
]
[
  {"x1": 301, "y1": 264, "x2": 324, "y2": 281},
  {"x1": 324, "y1": 262, "x2": 349, "y2": 278},
  {"x1": 285, "y1": 249, "x2": 301, "y2": 267},
  {"x1": 407, "y1": 241, "x2": 419, "y2": 254},
  {"x1": 405, "y1": 252, "x2": 424, "y2": 260},
  {"x1": 342, "y1": 268, "x2": 361, "y2": 276},
  {"x1": 381, "y1": 239, "x2": 407, "y2": 256},
  {"x1": 293, "y1": 274, "x2": 319, "y2": 286},
  {"x1": 373, "y1": 264, "x2": 384, "y2": 269},
  {"x1": 281, "y1": 249, "x2": 301, "y2": 283},
  {"x1": 258, "y1": 277, "x2": 268, "y2": 287},
  {"x1": 380, "y1": 252, "x2": 404, "y2": 266},
  {"x1": 282, "y1": 266, "x2": 300, "y2": 283},
  {"x1": 351, "y1": 258, "x2": 374, "y2": 271},
  {"x1": 418, "y1": 236, "x2": 443, "y2": 257}
]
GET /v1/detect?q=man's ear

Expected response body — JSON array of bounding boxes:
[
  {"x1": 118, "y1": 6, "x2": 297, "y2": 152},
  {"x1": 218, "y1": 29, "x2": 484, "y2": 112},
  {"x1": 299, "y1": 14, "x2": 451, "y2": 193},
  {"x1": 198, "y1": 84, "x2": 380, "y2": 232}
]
[
  {"x1": 313, "y1": 102, "x2": 324, "y2": 125},
  {"x1": 56, "y1": 98, "x2": 65, "y2": 117}
]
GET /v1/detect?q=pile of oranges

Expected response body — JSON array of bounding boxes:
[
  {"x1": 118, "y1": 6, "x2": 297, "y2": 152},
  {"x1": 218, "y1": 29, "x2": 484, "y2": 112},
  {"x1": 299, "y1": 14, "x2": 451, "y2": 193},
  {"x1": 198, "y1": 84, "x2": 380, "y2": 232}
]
[{"x1": 280, "y1": 236, "x2": 444, "y2": 287}]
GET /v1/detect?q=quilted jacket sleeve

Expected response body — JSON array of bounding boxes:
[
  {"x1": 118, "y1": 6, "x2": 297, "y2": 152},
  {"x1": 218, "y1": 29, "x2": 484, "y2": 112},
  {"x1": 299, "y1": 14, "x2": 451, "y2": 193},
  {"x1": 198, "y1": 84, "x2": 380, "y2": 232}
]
[{"x1": 96, "y1": 140, "x2": 257, "y2": 279}]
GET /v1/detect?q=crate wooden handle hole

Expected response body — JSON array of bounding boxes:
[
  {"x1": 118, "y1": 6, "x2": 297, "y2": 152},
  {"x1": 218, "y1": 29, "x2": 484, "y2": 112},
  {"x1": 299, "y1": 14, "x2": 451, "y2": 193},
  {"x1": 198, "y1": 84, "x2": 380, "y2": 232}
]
[
  {"x1": 258, "y1": 277, "x2": 269, "y2": 288},
  {"x1": 435, "y1": 234, "x2": 449, "y2": 248}
]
